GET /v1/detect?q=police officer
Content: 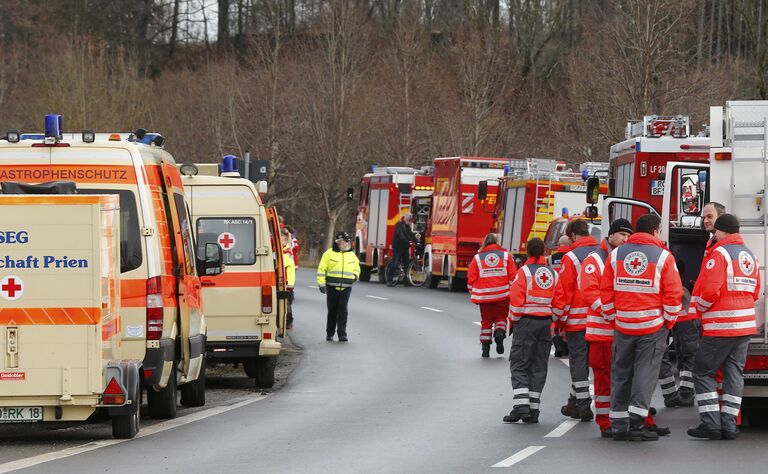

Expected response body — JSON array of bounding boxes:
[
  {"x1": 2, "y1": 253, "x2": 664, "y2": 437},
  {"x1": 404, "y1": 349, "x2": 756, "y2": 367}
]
[
  {"x1": 317, "y1": 232, "x2": 361, "y2": 342},
  {"x1": 552, "y1": 219, "x2": 598, "y2": 421},
  {"x1": 503, "y1": 238, "x2": 558, "y2": 424},
  {"x1": 467, "y1": 233, "x2": 517, "y2": 358},
  {"x1": 600, "y1": 213, "x2": 683, "y2": 441},
  {"x1": 688, "y1": 214, "x2": 761, "y2": 440}
]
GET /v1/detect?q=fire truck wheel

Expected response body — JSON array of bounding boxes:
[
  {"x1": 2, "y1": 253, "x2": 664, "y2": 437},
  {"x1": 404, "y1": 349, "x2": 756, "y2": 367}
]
[
  {"x1": 377, "y1": 266, "x2": 388, "y2": 283},
  {"x1": 246, "y1": 356, "x2": 277, "y2": 388},
  {"x1": 427, "y1": 273, "x2": 441, "y2": 289},
  {"x1": 448, "y1": 276, "x2": 467, "y2": 292},
  {"x1": 359, "y1": 265, "x2": 372, "y2": 282},
  {"x1": 147, "y1": 361, "x2": 178, "y2": 419},
  {"x1": 112, "y1": 376, "x2": 141, "y2": 439},
  {"x1": 742, "y1": 397, "x2": 768, "y2": 427},
  {"x1": 180, "y1": 357, "x2": 206, "y2": 408}
]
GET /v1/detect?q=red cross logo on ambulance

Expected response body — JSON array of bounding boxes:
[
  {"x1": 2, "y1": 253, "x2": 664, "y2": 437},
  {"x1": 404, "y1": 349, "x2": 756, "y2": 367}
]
[
  {"x1": 623, "y1": 251, "x2": 648, "y2": 276},
  {"x1": 739, "y1": 251, "x2": 755, "y2": 275},
  {"x1": 217, "y1": 232, "x2": 236, "y2": 250},
  {"x1": 534, "y1": 267, "x2": 554, "y2": 289},
  {"x1": 0, "y1": 275, "x2": 24, "y2": 301},
  {"x1": 483, "y1": 253, "x2": 500, "y2": 267}
]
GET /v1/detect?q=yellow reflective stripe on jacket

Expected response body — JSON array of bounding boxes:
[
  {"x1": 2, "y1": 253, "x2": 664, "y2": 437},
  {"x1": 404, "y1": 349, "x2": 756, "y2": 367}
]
[
  {"x1": 283, "y1": 246, "x2": 296, "y2": 288},
  {"x1": 316, "y1": 248, "x2": 360, "y2": 288}
]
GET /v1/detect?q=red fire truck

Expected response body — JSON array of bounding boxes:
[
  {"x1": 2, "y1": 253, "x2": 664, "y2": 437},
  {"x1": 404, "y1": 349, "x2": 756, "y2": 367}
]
[
  {"x1": 355, "y1": 166, "x2": 433, "y2": 282},
  {"x1": 608, "y1": 115, "x2": 709, "y2": 222},
  {"x1": 426, "y1": 156, "x2": 511, "y2": 291}
]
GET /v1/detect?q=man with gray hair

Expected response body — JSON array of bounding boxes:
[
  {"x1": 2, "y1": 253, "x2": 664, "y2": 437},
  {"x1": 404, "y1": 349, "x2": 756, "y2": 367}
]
[{"x1": 388, "y1": 213, "x2": 419, "y2": 286}]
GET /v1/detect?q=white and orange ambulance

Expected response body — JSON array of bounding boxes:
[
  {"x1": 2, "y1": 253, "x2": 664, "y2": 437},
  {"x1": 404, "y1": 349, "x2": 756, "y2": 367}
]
[
  {"x1": 0, "y1": 115, "x2": 222, "y2": 419},
  {"x1": 180, "y1": 158, "x2": 287, "y2": 388}
]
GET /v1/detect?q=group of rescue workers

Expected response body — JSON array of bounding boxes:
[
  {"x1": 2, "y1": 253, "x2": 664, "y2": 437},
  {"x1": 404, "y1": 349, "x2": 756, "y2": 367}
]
[{"x1": 467, "y1": 202, "x2": 761, "y2": 441}]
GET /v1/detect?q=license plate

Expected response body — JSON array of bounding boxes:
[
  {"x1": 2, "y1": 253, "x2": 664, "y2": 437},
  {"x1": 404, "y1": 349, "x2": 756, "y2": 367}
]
[{"x1": 0, "y1": 407, "x2": 43, "y2": 423}]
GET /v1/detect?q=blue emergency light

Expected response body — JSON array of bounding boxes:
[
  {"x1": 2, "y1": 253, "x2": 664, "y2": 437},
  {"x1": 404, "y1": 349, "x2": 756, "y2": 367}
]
[
  {"x1": 221, "y1": 155, "x2": 238, "y2": 174},
  {"x1": 581, "y1": 170, "x2": 589, "y2": 181},
  {"x1": 562, "y1": 207, "x2": 569, "y2": 218},
  {"x1": 503, "y1": 164, "x2": 510, "y2": 176},
  {"x1": 371, "y1": 165, "x2": 378, "y2": 173},
  {"x1": 45, "y1": 114, "x2": 62, "y2": 139}
]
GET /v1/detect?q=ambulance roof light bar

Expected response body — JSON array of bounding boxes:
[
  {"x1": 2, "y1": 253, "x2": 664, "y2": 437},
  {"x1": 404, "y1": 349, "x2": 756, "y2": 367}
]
[
  {"x1": 626, "y1": 115, "x2": 690, "y2": 139},
  {"x1": 221, "y1": 154, "x2": 241, "y2": 178}
]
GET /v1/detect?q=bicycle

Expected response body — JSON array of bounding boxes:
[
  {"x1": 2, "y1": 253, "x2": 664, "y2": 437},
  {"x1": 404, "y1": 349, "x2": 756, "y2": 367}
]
[
  {"x1": 406, "y1": 243, "x2": 427, "y2": 287},
  {"x1": 386, "y1": 259, "x2": 406, "y2": 286}
]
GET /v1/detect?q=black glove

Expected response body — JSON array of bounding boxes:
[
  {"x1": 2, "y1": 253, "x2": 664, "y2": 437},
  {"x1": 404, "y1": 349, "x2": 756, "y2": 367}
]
[{"x1": 319, "y1": 286, "x2": 327, "y2": 294}]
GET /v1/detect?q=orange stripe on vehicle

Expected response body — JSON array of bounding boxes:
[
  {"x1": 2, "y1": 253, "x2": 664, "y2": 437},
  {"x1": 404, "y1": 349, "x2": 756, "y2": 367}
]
[
  {"x1": 202, "y1": 271, "x2": 277, "y2": 288},
  {"x1": 121, "y1": 279, "x2": 146, "y2": 307},
  {"x1": 0, "y1": 307, "x2": 100, "y2": 325},
  {"x1": 0, "y1": 165, "x2": 137, "y2": 184},
  {"x1": 0, "y1": 195, "x2": 118, "y2": 205}
]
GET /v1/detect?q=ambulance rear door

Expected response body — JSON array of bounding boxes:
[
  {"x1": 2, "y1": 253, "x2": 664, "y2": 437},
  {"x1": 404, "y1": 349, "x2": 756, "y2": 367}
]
[{"x1": 266, "y1": 207, "x2": 288, "y2": 338}]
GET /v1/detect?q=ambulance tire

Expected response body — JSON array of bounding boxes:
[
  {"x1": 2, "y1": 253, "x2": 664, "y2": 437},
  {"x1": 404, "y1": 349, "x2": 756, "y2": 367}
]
[
  {"x1": 147, "y1": 361, "x2": 178, "y2": 419},
  {"x1": 359, "y1": 265, "x2": 372, "y2": 282},
  {"x1": 427, "y1": 273, "x2": 441, "y2": 289},
  {"x1": 180, "y1": 357, "x2": 206, "y2": 408},
  {"x1": 253, "y1": 356, "x2": 277, "y2": 388},
  {"x1": 112, "y1": 376, "x2": 140, "y2": 439},
  {"x1": 448, "y1": 276, "x2": 467, "y2": 292}
]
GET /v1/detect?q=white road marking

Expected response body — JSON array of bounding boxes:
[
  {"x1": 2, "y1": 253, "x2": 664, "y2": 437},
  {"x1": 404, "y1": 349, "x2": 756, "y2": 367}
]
[
  {"x1": 420, "y1": 306, "x2": 443, "y2": 313},
  {"x1": 366, "y1": 295, "x2": 388, "y2": 300},
  {"x1": 544, "y1": 419, "x2": 579, "y2": 438},
  {"x1": 559, "y1": 358, "x2": 570, "y2": 367},
  {"x1": 0, "y1": 394, "x2": 267, "y2": 473},
  {"x1": 492, "y1": 446, "x2": 545, "y2": 468},
  {"x1": 308, "y1": 285, "x2": 319, "y2": 289},
  {"x1": 472, "y1": 322, "x2": 481, "y2": 326}
]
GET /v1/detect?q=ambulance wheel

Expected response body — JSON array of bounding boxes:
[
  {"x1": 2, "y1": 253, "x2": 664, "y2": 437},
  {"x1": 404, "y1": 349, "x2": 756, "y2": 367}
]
[
  {"x1": 448, "y1": 276, "x2": 467, "y2": 292},
  {"x1": 427, "y1": 274, "x2": 441, "y2": 289},
  {"x1": 147, "y1": 361, "x2": 177, "y2": 419},
  {"x1": 377, "y1": 266, "x2": 387, "y2": 284},
  {"x1": 246, "y1": 356, "x2": 277, "y2": 388},
  {"x1": 112, "y1": 377, "x2": 140, "y2": 439},
  {"x1": 359, "y1": 265, "x2": 372, "y2": 282},
  {"x1": 180, "y1": 357, "x2": 206, "y2": 408}
]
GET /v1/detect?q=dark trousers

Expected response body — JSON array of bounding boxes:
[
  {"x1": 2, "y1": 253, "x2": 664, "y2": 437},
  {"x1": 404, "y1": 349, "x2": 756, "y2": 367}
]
[
  {"x1": 509, "y1": 317, "x2": 552, "y2": 414},
  {"x1": 566, "y1": 330, "x2": 592, "y2": 409},
  {"x1": 287, "y1": 290, "x2": 294, "y2": 326},
  {"x1": 326, "y1": 287, "x2": 352, "y2": 337},
  {"x1": 388, "y1": 248, "x2": 409, "y2": 283}
]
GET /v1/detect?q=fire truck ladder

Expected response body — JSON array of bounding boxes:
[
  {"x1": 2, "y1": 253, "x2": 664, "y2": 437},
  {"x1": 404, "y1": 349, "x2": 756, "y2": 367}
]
[
  {"x1": 532, "y1": 173, "x2": 553, "y2": 238},
  {"x1": 729, "y1": 118, "x2": 768, "y2": 343}
]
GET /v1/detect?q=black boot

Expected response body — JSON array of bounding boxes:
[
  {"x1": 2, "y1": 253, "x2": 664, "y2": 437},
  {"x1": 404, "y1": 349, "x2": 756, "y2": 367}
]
[
  {"x1": 647, "y1": 424, "x2": 671, "y2": 436},
  {"x1": 503, "y1": 408, "x2": 531, "y2": 423},
  {"x1": 687, "y1": 424, "x2": 722, "y2": 440},
  {"x1": 481, "y1": 343, "x2": 491, "y2": 358},
  {"x1": 577, "y1": 407, "x2": 594, "y2": 422},
  {"x1": 722, "y1": 428, "x2": 740, "y2": 440},
  {"x1": 561, "y1": 402, "x2": 579, "y2": 419},
  {"x1": 494, "y1": 329, "x2": 505, "y2": 354},
  {"x1": 664, "y1": 392, "x2": 683, "y2": 408},
  {"x1": 677, "y1": 390, "x2": 695, "y2": 407},
  {"x1": 627, "y1": 426, "x2": 659, "y2": 441}
]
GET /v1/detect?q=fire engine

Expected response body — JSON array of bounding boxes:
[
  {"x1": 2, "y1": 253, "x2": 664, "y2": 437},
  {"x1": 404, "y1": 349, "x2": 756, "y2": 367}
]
[
  {"x1": 593, "y1": 102, "x2": 768, "y2": 423},
  {"x1": 355, "y1": 166, "x2": 433, "y2": 282},
  {"x1": 426, "y1": 157, "x2": 510, "y2": 292},
  {"x1": 489, "y1": 159, "x2": 608, "y2": 261}
]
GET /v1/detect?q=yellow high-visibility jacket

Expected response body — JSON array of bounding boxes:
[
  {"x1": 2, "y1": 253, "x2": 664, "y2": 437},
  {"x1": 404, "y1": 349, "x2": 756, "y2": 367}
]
[
  {"x1": 317, "y1": 248, "x2": 360, "y2": 290},
  {"x1": 283, "y1": 245, "x2": 296, "y2": 289}
]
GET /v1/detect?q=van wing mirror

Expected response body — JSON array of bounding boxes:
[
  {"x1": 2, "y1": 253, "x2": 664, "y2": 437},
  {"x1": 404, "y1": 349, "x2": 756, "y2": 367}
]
[
  {"x1": 585, "y1": 205, "x2": 599, "y2": 219},
  {"x1": 202, "y1": 243, "x2": 224, "y2": 276},
  {"x1": 585, "y1": 177, "x2": 600, "y2": 204},
  {"x1": 478, "y1": 180, "x2": 488, "y2": 201}
]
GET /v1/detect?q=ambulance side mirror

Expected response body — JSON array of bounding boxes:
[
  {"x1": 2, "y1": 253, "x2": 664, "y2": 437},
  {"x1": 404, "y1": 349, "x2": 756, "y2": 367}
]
[
  {"x1": 585, "y1": 206, "x2": 598, "y2": 219},
  {"x1": 201, "y1": 243, "x2": 224, "y2": 276},
  {"x1": 585, "y1": 177, "x2": 600, "y2": 204},
  {"x1": 478, "y1": 181, "x2": 488, "y2": 201}
]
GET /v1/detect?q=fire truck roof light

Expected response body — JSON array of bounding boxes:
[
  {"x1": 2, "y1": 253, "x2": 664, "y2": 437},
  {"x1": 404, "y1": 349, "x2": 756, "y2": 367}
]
[
  {"x1": 44, "y1": 114, "x2": 62, "y2": 139},
  {"x1": 108, "y1": 133, "x2": 121, "y2": 141}
]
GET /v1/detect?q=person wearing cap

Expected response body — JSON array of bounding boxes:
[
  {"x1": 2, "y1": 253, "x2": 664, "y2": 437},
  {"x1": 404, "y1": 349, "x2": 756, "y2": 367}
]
[
  {"x1": 600, "y1": 213, "x2": 683, "y2": 441},
  {"x1": 688, "y1": 214, "x2": 760, "y2": 440},
  {"x1": 388, "y1": 213, "x2": 420, "y2": 286},
  {"x1": 317, "y1": 231, "x2": 361, "y2": 342}
]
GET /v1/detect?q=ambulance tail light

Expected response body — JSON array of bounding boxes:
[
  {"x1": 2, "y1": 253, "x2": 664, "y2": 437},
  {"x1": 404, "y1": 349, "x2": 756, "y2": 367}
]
[
  {"x1": 261, "y1": 286, "x2": 273, "y2": 314},
  {"x1": 102, "y1": 377, "x2": 126, "y2": 405},
  {"x1": 714, "y1": 152, "x2": 732, "y2": 161},
  {"x1": 744, "y1": 355, "x2": 768, "y2": 371},
  {"x1": 146, "y1": 276, "x2": 164, "y2": 340}
]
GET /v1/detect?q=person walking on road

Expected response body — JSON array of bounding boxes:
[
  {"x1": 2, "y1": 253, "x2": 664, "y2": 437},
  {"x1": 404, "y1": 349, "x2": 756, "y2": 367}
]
[
  {"x1": 503, "y1": 238, "x2": 558, "y2": 424},
  {"x1": 467, "y1": 233, "x2": 517, "y2": 358},
  {"x1": 601, "y1": 213, "x2": 683, "y2": 441},
  {"x1": 552, "y1": 219, "x2": 598, "y2": 421},
  {"x1": 388, "y1": 214, "x2": 419, "y2": 286},
  {"x1": 281, "y1": 227, "x2": 296, "y2": 329},
  {"x1": 688, "y1": 214, "x2": 761, "y2": 440},
  {"x1": 317, "y1": 232, "x2": 360, "y2": 342},
  {"x1": 549, "y1": 234, "x2": 572, "y2": 358}
]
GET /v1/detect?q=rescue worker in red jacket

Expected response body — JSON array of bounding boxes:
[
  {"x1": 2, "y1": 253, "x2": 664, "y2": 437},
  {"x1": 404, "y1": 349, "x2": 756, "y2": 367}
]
[
  {"x1": 600, "y1": 213, "x2": 683, "y2": 441},
  {"x1": 503, "y1": 238, "x2": 558, "y2": 423},
  {"x1": 552, "y1": 219, "x2": 597, "y2": 421},
  {"x1": 467, "y1": 233, "x2": 517, "y2": 358},
  {"x1": 688, "y1": 214, "x2": 761, "y2": 440}
]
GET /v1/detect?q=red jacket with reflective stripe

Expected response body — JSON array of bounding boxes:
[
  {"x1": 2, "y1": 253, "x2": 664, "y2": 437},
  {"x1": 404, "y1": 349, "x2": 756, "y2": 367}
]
[
  {"x1": 509, "y1": 256, "x2": 558, "y2": 322},
  {"x1": 552, "y1": 236, "x2": 599, "y2": 332},
  {"x1": 600, "y1": 233, "x2": 683, "y2": 336},
  {"x1": 695, "y1": 234, "x2": 761, "y2": 337},
  {"x1": 467, "y1": 244, "x2": 517, "y2": 304},
  {"x1": 686, "y1": 237, "x2": 715, "y2": 322},
  {"x1": 583, "y1": 239, "x2": 612, "y2": 342}
]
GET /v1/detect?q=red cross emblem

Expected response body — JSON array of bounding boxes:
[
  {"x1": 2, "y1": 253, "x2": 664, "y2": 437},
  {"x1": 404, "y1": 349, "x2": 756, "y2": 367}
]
[
  {"x1": 534, "y1": 267, "x2": 554, "y2": 289},
  {"x1": 630, "y1": 257, "x2": 643, "y2": 270},
  {"x1": 743, "y1": 258, "x2": 751, "y2": 270},
  {"x1": 623, "y1": 251, "x2": 648, "y2": 276},
  {"x1": 539, "y1": 272, "x2": 549, "y2": 283},
  {"x1": 1, "y1": 276, "x2": 24, "y2": 300},
  {"x1": 217, "y1": 232, "x2": 236, "y2": 250},
  {"x1": 739, "y1": 251, "x2": 755, "y2": 275}
]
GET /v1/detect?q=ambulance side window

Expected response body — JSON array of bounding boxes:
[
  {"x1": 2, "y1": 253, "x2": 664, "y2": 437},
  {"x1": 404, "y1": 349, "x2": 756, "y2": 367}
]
[
  {"x1": 174, "y1": 193, "x2": 196, "y2": 275},
  {"x1": 83, "y1": 188, "x2": 142, "y2": 273},
  {"x1": 196, "y1": 218, "x2": 256, "y2": 265}
]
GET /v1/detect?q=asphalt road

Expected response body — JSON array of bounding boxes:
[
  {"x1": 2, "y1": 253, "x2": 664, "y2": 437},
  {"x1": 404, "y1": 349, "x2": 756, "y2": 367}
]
[{"x1": 3, "y1": 268, "x2": 768, "y2": 473}]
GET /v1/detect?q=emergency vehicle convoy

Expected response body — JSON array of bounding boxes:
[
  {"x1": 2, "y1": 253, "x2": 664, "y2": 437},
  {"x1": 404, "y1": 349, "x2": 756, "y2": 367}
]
[
  {"x1": 0, "y1": 116, "x2": 221, "y2": 428},
  {"x1": 180, "y1": 158, "x2": 287, "y2": 388},
  {"x1": 355, "y1": 166, "x2": 433, "y2": 282}
]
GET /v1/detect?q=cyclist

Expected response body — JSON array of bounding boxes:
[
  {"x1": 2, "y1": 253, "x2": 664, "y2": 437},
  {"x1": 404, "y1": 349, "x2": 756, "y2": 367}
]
[{"x1": 388, "y1": 213, "x2": 419, "y2": 286}]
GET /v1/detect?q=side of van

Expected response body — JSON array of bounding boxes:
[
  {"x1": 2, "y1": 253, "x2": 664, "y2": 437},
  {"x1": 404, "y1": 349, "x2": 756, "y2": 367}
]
[
  {"x1": 0, "y1": 118, "x2": 221, "y2": 418},
  {"x1": 181, "y1": 163, "x2": 287, "y2": 387}
]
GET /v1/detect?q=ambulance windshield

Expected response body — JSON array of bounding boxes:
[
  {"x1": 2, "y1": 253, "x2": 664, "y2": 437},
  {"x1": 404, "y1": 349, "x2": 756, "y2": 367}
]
[
  {"x1": 80, "y1": 188, "x2": 143, "y2": 273},
  {"x1": 196, "y1": 218, "x2": 256, "y2": 265}
]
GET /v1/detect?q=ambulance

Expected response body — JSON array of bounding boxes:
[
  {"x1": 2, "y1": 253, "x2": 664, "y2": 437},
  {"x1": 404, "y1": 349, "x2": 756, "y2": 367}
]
[
  {"x1": 0, "y1": 115, "x2": 220, "y2": 419},
  {"x1": 180, "y1": 158, "x2": 287, "y2": 388},
  {"x1": 0, "y1": 188, "x2": 142, "y2": 438}
]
